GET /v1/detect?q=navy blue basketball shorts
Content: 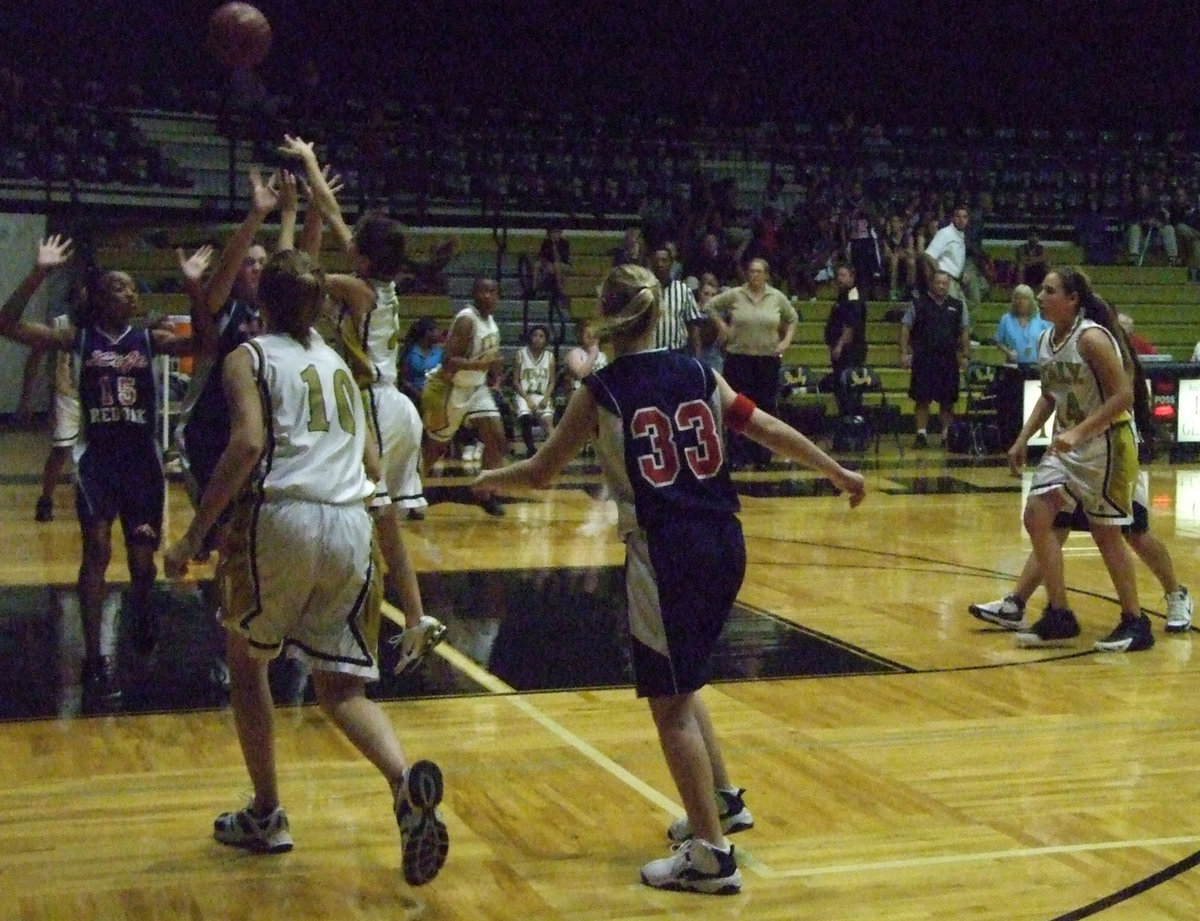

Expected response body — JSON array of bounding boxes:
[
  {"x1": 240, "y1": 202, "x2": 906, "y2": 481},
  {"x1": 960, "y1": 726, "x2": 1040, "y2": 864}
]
[
  {"x1": 75, "y1": 443, "x2": 165, "y2": 547},
  {"x1": 625, "y1": 515, "x2": 747, "y2": 698}
]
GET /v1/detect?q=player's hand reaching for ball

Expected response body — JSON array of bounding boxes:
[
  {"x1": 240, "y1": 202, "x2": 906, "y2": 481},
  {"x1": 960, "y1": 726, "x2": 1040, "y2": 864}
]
[
  {"x1": 36, "y1": 235, "x2": 73, "y2": 273},
  {"x1": 278, "y1": 134, "x2": 318, "y2": 165}
]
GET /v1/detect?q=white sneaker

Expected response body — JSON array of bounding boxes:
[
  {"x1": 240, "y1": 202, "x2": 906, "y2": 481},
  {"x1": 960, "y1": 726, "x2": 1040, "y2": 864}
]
[
  {"x1": 213, "y1": 802, "x2": 294, "y2": 853},
  {"x1": 667, "y1": 788, "x2": 753, "y2": 842},
  {"x1": 640, "y1": 838, "x2": 742, "y2": 895},
  {"x1": 390, "y1": 615, "x2": 448, "y2": 676},
  {"x1": 1165, "y1": 586, "x2": 1193, "y2": 633},
  {"x1": 968, "y1": 594, "x2": 1026, "y2": 630}
]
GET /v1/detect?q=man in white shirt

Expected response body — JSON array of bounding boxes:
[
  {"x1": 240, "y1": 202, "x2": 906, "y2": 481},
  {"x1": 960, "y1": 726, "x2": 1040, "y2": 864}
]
[{"x1": 924, "y1": 205, "x2": 969, "y2": 301}]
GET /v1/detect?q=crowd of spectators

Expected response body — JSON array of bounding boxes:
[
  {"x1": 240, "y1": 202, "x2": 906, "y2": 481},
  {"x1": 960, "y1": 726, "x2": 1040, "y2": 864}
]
[
  {"x1": 8, "y1": 64, "x2": 1200, "y2": 296},
  {"x1": 0, "y1": 67, "x2": 191, "y2": 188}
]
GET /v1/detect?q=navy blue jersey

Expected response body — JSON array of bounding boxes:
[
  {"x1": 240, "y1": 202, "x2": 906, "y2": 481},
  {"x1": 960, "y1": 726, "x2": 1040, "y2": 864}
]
[
  {"x1": 585, "y1": 349, "x2": 739, "y2": 533},
  {"x1": 76, "y1": 324, "x2": 158, "y2": 451},
  {"x1": 183, "y1": 299, "x2": 261, "y2": 480}
]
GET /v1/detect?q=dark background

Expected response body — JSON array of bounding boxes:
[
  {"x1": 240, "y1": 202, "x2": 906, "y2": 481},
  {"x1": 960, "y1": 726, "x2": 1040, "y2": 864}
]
[{"x1": 2, "y1": 1, "x2": 1196, "y2": 129}]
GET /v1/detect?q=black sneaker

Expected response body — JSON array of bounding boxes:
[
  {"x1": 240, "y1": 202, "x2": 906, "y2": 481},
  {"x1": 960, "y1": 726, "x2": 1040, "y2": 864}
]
[
  {"x1": 35, "y1": 497, "x2": 53, "y2": 522},
  {"x1": 395, "y1": 760, "x2": 449, "y2": 886},
  {"x1": 81, "y1": 655, "x2": 121, "y2": 714},
  {"x1": 914, "y1": 433, "x2": 928, "y2": 448},
  {"x1": 969, "y1": 594, "x2": 1026, "y2": 629},
  {"x1": 1094, "y1": 613, "x2": 1155, "y2": 652},
  {"x1": 1015, "y1": 606, "x2": 1081, "y2": 647},
  {"x1": 480, "y1": 496, "x2": 505, "y2": 517}
]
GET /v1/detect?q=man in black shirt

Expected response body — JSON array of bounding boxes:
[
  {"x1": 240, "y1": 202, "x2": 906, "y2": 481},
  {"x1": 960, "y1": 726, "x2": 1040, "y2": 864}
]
[
  {"x1": 823, "y1": 262, "x2": 868, "y2": 416},
  {"x1": 899, "y1": 270, "x2": 970, "y2": 447}
]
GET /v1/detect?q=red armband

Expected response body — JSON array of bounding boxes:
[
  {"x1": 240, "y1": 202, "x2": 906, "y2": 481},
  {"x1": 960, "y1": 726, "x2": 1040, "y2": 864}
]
[{"x1": 726, "y1": 393, "x2": 756, "y2": 433}]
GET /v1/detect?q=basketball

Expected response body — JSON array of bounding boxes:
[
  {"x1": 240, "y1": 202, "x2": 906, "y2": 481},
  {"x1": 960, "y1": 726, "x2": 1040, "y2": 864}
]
[{"x1": 207, "y1": 2, "x2": 272, "y2": 70}]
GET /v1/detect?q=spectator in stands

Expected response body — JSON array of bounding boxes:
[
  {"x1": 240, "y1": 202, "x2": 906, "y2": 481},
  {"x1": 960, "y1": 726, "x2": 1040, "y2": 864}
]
[
  {"x1": 788, "y1": 210, "x2": 840, "y2": 301},
  {"x1": 692, "y1": 273, "x2": 725, "y2": 373},
  {"x1": 1125, "y1": 182, "x2": 1177, "y2": 265},
  {"x1": 534, "y1": 222, "x2": 571, "y2": 314},
  {"x1": 1117, "y1": 313, "x2": 1158, "y2": 356},
  {"x1": 993, "y1": 284, "x2": 1050, "y2": 366},
  {"x1": 1170, "y1": 186, "x2": 1200, "y2": 281},
  {"x1": 882, "y1": 214, "x2": 917, "y2": 301},
  {"x1": 843, "y1": 183, "x2": 882, "y2": 299},
  {"x1": 611, "y1": 227, "x2": 645, "y2": 267},
  {"x1": 1014, "y1": 228, "x2": 1050, "y2": 288},
  {"x1": 823, "y1": 262, "x2": 868, "y2": 416},
  {"x1": 1074, "y1": 195, "x2": 1117, "y2": 265},
  {"x1": 399, "y1": 316, "x2": 444, "y2": 404},
  {"x1": 687, "y1": 232, "x2": 739, "y2": 287},
  {"x1": 900, "y1": 269, "x2": 970, "y2": 448},
  {"x1": 649, "y1": 246, "x2": 701, "y2": 352},
  {"x1": 924, "y1": 204, "x2": 970, "y2": 303},
  {"x1": 704, "y1": 258, "x2": 798, "y2": 468}
]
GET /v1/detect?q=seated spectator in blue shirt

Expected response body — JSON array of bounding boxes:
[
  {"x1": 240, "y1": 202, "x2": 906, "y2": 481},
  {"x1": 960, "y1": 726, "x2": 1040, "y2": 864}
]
[
  {"x1": 399, "y1": 315, "x2": 444, "y2": 403},
  {"x1": 993, "y1": 284, "x2": 1050, "y2": 366}
]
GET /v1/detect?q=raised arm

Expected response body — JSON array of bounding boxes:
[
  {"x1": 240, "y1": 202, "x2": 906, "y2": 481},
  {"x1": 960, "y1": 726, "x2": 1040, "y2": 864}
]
[
  {"x1": 176, "y1": 243, "x2": 214, "y2": 305},
  {"x1": 0, "y1": 236, "x2": 77, "y2": 350},
  {"x1": 279, "y1": 135, "x2": 353, "y2": 252},
  {"x1": 199, "y1": 167, "x2": 278, "y2": 316},
  {"x1": 275, "y1": 170, "x2": 299, "y2": 252}
]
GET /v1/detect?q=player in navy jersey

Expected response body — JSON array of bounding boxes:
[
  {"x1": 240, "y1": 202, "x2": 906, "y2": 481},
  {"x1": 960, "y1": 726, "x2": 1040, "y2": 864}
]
[
  {"x1": 473, "y1": 264, "x2": 865, "y2": 894},
  {"x1": 0, "y1": 236, "x2": 193, "y2": 712}
]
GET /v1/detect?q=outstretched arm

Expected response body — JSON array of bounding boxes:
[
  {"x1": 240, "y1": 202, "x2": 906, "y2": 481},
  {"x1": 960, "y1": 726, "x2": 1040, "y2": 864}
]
[
  {"x1": 473, "y1": 385, "x2": 598, "y2": 493},
  {"x1": 717, "y1": 373, "x2": 865, "y2": 507},
  {"x1": 0, "y1": 236, "x2": 77, "y2": 350}
]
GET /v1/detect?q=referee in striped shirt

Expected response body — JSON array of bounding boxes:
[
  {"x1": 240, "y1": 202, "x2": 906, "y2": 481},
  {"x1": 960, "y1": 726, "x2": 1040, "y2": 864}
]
[{"x1": 650, "y1": 247, "x2": 700, "y2": 351}]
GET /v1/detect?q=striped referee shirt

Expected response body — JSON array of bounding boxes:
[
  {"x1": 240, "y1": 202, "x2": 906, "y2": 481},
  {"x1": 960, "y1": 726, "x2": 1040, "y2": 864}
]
[{"x1": 653, "y1": 279, "x2": 700, "y2": 350}]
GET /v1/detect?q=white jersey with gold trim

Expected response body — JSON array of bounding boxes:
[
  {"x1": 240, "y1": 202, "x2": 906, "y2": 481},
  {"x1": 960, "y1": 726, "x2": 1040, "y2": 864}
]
[
  {"x1": 450, "y1": 306, "x2": 500, "y2": 389},
  {"x1": 243, "y1": 331, "x2": 373, "y2": 505},
  {"x1": 362, "y1": 278, "x2": 401, "y2": 386},
  {"x1": 516, "y1": 345, "x2": 552, "y2": 396},
  {"x1": 1037, "y1": 315, "x2": 1131, "y2": 435}
]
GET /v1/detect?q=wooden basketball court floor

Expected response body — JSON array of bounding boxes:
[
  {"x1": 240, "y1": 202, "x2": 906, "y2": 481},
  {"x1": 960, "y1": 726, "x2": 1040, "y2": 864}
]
[{"x1": 2, "y1": 426, "x2": 1200, "y2": 921}]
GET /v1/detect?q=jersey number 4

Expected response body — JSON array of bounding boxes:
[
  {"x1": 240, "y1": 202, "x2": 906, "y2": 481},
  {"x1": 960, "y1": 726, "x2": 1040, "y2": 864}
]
[{"x1": 631, "y1": 400, "x2": 723, "y2": 486}]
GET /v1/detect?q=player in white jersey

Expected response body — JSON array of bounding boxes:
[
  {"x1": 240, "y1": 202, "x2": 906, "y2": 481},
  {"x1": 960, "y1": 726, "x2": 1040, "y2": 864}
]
[
  {"x1": 421, "y1": 276, "x2": 509, "y2": 515},
  {"x1": 164, "y1": 249, "x2": 448, "y2": 885},
  {"x1": 512, "y1": 324, "x2": 556, "y2": 457},
  {"x1": 281, "y1": 136, "x2": 443, "y2": 675},
  {"x1": 1006, "y1": 267, "x2": 1149, "y2": 652},
  {"x1": 970, "y1": 336, "x2": 1192, "y2": 634}
]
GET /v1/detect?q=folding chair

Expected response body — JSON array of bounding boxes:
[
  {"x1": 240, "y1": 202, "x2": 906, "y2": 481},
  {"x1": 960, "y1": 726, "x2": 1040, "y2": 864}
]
[
  {"x1": 834, "y1": 365, "x2": 903, "y2": 456},
  {"x1": 776, "y1": 364, "x2": 827, "y2": 437}
]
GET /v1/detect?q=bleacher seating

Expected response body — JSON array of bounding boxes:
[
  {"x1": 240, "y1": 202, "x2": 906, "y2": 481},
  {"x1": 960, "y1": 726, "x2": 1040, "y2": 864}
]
[{"x1": 89, "y1": 223, "x2": 1200, "y2": 441}]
